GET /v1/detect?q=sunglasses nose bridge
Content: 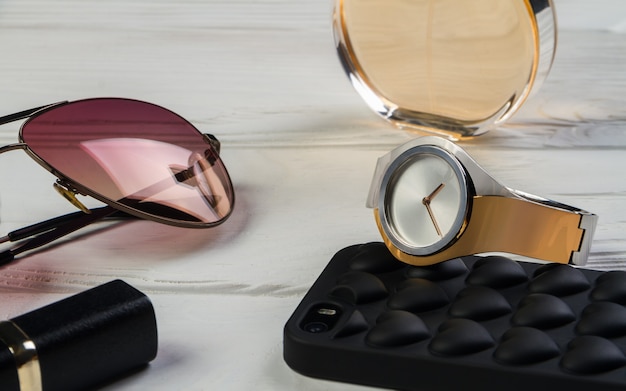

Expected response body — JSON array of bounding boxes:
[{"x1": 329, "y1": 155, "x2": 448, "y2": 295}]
[{"x1": 53, "y1": 181, "x2": 91, "y2": 214}]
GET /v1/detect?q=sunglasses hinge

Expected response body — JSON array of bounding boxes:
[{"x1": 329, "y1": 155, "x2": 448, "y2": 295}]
[
  {"x1": 53, "y1": 181, "x2": 91, "y2": 214},
  {"x1": 203, "y1": 134, "x2": 221, "y2": 155}
]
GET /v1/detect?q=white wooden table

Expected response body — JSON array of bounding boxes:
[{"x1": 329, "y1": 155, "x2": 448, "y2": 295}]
[{"x1": 0, "y1": 1, "x2": 625, "y2": 389}]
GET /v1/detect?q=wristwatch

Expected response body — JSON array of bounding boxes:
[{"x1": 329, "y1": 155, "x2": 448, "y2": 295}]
[{"x1": 366, "y1": 137, "x2": 598, "y2": 266}]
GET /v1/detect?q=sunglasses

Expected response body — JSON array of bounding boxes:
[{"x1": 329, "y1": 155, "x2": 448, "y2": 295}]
[{"x1": 0, "y1": 98, "x2": 235, "y2": 264}]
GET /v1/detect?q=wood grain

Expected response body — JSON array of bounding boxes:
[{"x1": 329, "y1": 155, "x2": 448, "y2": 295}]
[{"x1": 0, "y1": 1, "x2": 625, "y2": 389}]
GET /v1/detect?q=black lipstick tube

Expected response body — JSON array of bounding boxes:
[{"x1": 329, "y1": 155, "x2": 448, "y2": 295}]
[{"x1": 0, "y1": 280, "x2": 158, "y2": 391}]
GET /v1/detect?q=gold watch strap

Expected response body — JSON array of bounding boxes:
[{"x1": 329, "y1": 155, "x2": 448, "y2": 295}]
[
  {"x1": 0, "y1": 320, "x2": 42, "y2": 391},
  {"x1": 375, "y1": 195, "x2": 588, "y2": 266}
]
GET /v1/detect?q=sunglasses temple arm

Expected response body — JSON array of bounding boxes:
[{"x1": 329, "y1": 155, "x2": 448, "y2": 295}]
[
  {"x1": 0, "y1": 206, "x2": 119, "y2": 265},
  {"x1": 0, "y1": 206, "x2": 133, "y2": 243},
  {"x1": 1, "y1": 210, "x2": 97, "y2": 243},
  {"x1": 0, "y1": 102, "x2": 68, "y2": 126}
]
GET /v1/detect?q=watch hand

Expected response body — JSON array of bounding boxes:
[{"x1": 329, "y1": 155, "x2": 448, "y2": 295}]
[
  {"x1": 423, "y1": 201, "x2": 443, "y2": 237},
  {"x1": 424, "y1": 182, "x2": 445, "y2": 204},
  {"x1": 422, "y1": 193, "x2": 443, "y2": 237}
]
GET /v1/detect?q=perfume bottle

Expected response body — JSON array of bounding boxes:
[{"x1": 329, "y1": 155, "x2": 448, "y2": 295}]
[{"x1": 333, "y1": 0, "x2": 556, "y2": 139}]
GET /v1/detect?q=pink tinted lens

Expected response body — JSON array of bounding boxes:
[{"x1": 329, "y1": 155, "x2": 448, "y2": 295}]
[{"x1": 20, "y1": 98, "x2": 234, "y2": 225}]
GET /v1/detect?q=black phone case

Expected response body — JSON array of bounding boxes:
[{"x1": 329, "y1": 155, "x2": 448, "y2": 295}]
[{"x1": 283, "y1": 242, "x2": 626, "y2": 391}]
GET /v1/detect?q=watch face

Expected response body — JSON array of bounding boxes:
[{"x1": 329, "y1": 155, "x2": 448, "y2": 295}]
[{"x1": 379, "y1": 145, "x2": 470, "y2": 256}]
